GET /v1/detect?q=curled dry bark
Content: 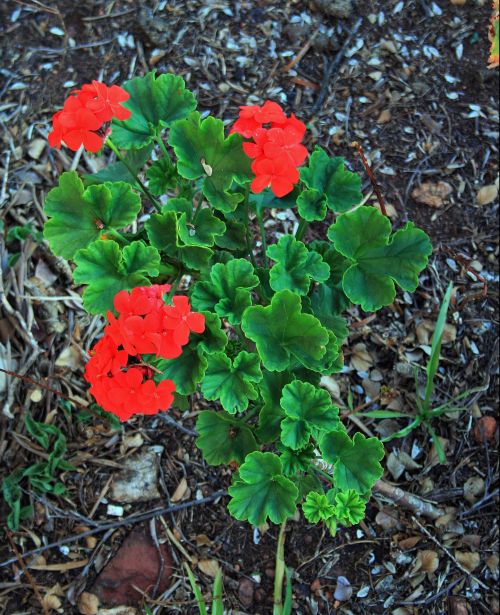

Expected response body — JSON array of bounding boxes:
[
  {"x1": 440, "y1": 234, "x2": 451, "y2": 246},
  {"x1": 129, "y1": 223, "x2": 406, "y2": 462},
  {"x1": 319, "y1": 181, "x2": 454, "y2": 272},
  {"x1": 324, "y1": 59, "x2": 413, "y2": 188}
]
[{"x1": 373, "y1": 479, "x2": 446, "y2": 520}]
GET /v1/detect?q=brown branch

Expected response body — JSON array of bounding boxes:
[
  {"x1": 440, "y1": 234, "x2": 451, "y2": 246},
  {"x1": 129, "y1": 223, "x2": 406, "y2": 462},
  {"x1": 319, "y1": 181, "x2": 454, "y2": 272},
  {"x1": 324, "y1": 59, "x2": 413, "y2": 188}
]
[
  {"x1": 5, "y1": 531, "x2": 50, "y2": 615},
  {"x1": 351, "y1": 141, "x2": 388, "y2": 217},
  {"x1": 373, "y1": 479, "x2": 445, "y2": 520}
]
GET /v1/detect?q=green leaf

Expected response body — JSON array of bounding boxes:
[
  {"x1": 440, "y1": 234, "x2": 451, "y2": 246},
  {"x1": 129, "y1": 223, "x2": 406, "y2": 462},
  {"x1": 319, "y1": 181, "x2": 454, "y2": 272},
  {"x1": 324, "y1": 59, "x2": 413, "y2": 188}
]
[
  {"x1": 179, "y1": 245, "x2": 213, "y2": 270},
  {"x1": 195, "y1": 411, "x2": 258, "y2": 465},
  {"x1": 249, "y1": 186, "x2": 300, "y2": 215},
  {"x1": 328, "y1": 206, "x2": 432, "y2": 312},
  {"x1": 214, "y1": 217, "x2": 247, "y2": 251},
  {"x1": 160, "y1": 197, "x2": 193, "y2": 218},
  {"x1": 331, "y1": 489, "x2": 366, "y2": 526},
  {"x1": 192, "y1": 311, "x2": 227, "y2": 355},
  {"x1": 300, "y1": 148, "x2": 362, "y2": 212},
  {"x1": 267, "y1": 235, "x2": 330, "y2": 295},
  {"x1": 84, "y1": 144, "x2": 153, "y2": 187},
  {"x1": 310, "y1": 285, "x2": 349, "y2": 342},
  {"x1": 145, "y1": 208, "x2": 178, "y2": 253},
  {"x1": 73, "y1": 240, "x2": 160, "y2": 315},
  {"x1": 201, "y1": 351, "x2": 262, "y2": 414},
  {"x1": 320, "y1": 431, "x2": 384, "y2": 495},
  {"x1": 297, "y1": 188, "x2": 328, "y2": 222},
  {"x1": 302, "y1": 491, "x2": 335, "y2": 523},
  {"x1": 111, "y1": 72, "x2": 197, "y2": 149},
  {"x1": 278, "y1": 444, "x2": 315, "y2": 475},
  {"x1": 168, "y1": 112, "x2": 252, "y2": 212},
  {"x1": 228, "y1": 452, "x2": 298, "y2": 526},
  {"x1": 154, "y1": 346, "x2": 208, "y2": 395},
  {"x1": 280, "y1": 380, "x2": 340, "y2": 450},
  {"x1": 191, "y1": 259, "x2": 259, "y2": 325},
  {"x1": 44, "y1": 171, "x2": 141, "y2": 259},
  {"x1": 294, "y1": 473, "x2": 323, "y2": 501},
  {"x1": 146, "y1": 158, "x2": 180, "y2": 195},
  {"x1": 256, "y1": 371, "x2": 292, "y2": 442},
  {"x1": 241, "y1": 289, "x2": 329, "y2": 372},
  {"x1": 178, "y1": 208, "x2": 226, "y2": 247},
  {"x1": 6, "y1": 224, "x2": 43, "y2": 244}
]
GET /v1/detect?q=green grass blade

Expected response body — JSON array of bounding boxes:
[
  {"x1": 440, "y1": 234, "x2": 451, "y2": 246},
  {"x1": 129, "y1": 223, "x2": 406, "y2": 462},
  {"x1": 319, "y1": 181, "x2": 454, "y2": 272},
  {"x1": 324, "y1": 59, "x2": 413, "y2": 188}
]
[
  {"x1": 211, "y1": 568, "x2": 224, "y2": 615},
  {"x1": 283, "y1": 566, "x2": 293, "y2": 615},
  {"x1": 426, "y1": 422, "x2": 447, "y2": 464},
  {"x1": 356, "y1": 410, "x2": 413, "y2": 419},
  {"x1": 382, "y1": 417, "x2": 422, "y2": 442},
  {"x1": 184, "y1": 563, "x2": 207, "y2": 614},
  {"x1": 424, "y1": 283, "x2": 453, "y2": 409}
]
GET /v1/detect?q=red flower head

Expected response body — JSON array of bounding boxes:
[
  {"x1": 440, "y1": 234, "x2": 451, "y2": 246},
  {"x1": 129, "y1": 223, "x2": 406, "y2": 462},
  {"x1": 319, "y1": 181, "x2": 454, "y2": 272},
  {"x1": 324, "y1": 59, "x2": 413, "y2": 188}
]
[
  {"x1": 48, "y1": 80, "x2": 131, "y2": 153},
  {"x1": 250, "y1": 157, "x2": 299, "y2": 198},
  {"x1": 164, "y1": 295, "x2": 206, "y2": 346}
]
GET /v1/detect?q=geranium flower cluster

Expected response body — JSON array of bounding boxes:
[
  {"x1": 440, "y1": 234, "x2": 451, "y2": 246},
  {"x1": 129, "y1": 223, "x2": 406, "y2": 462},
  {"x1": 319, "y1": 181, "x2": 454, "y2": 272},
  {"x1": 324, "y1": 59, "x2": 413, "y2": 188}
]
[
  {"x1": 48, "y1": 81, "x2": 131, "y2": 153},
  {"x1": 84, "y1": 284, "x2": 205, "y2": 421},
  {"x1": 231, "y1": 100, "x2": 308, "y2": 198}
]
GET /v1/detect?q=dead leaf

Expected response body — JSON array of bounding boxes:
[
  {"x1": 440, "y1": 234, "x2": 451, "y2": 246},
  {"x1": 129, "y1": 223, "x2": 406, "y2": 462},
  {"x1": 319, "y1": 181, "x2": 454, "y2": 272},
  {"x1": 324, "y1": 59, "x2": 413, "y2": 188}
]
[
  {"x1": 198, "y1": 558, "x2": 220, "y2": 578},
  {"x1": 195, "y1": 534, "x2": 213, "y2": 547},
  {"x1": 398, "y1": 536, "x2": 421, "y2": 550},
  {"x1": 476, "y1": 182, "x2": 499, "y2": 206},
  {"x1": 238, "y1": 577, "x2": 255, "y2": 608},
  {"x1": 98, "y1": 607, "x2": 138, "y2": 615},
  {"x1": 350, "y1": 343, "x2": 373, "y2": 372},
  {"x1": 29, "y1": 559, "x2": 88, "y2": 572},
  {"x1": 486, "y1": 553, "x2": 499, "y2": 573},
  {"x1": 463, "y1": 476, "x2": 485, "y2": 504},
  {"x1": 375, "y1": 508, "x2": 400, "y2": 530},
  {"x1": 413, "y1": 550, "x2": 439, "y2": 575},
  {"x1": 28, "y1": 138, "x2": 46, "y2": 160},
  {"x1": 55, "y1": 346, "x2": 84, "y2": 371},
  {"x1": 411, "y1": 181, "x2": 453, "y2": 208},
  {"x1": 42, "y1": 593, "x2": 62, "y2": 610},
  {"x1": 121, "y1": 433, "x2": 144, "y2": 453},
  {"x1": 377, "y1": 109, "x2": 392, "y2": 123},
  {"x1": 171, "y1": 477, "x2": 189, "y2": 502},
  {"x1": 78, "y1": 592, "x2": 100, "y2": 615},
  {"x1": 387, "y1": 450, "x2": 421, "y2": 480},
  {"x1": 455, "y1": 551, "x2": 480, "y2": 572}
]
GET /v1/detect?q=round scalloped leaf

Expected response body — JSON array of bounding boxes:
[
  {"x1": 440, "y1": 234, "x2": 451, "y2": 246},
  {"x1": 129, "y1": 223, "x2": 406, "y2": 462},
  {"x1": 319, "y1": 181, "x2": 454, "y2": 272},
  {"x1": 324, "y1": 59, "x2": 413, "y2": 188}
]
[
  {"x1": 320, "y1": 430, "x2": 384, "y2": 495},
  {"x1": 191, "y1": 311, "x2": 227, "y2": 355},
  {"x1": 144, "y1": 208, "x2": 178, "y2": 253},
  {"x1": 267, "y1": 235, "x2": 330, "y2": 295},
  {"x1": 297, "y1": 188, "x2": 328, "y2": 222},
  {"x1": 327, "y1": 206, "x2": 432, "y2": 312},
  {"x1": 73, "y1": 239, "x2": 160, "y2": 315},
  {"x1": 146, "y1": 158, "x2": 180, "y2": 196},
  {"x1": 111, "y1": 72, "x2": 197, "y2": 149},
  {"x1": 302, "y1": 491, "x2": 335, "y2": 523},
  {"x1": 241, "y1": 290, "x2": 329, "y2": 372},
  {"x1": 191, "y1": 258, "x2": 259, "y2": 325},
  {"x1": 195, "y1": 411, "x2": 258, "y2": 466},
  {"x1": 300, "y1": 147, "x2": 362, "y2": 212},
  {"x1": 178, "y1": 208, "x2": 226, "y2": 247},
  {"x1": 256, "y1": 371, "x2": 293, "y2": 442},
  {"x1": 280, "y1": 380, "x2": 340, "y2": 450},
  {"x1": 278, "y1": 443, "x2": 315, "y2": 475},
  {"x1": 228, "y1": 452, "x2": 298, "y2": 526},
  {"x1": 84, "y1": 144, "x2": 153, "y2": 188},
  {"x1": 44, "y1": 171, "x2": 141, "y2": 259},
  {"x1": 331, "y1": 489, "x2": 366, "y2": 527},
  {"x1": 168, "y1": 112, "x2": 252, "y2": 212},
  {"x1": 153, "y1": 346, "x2": 208, "y2": 395},
  {"x1": 201, "y1": 351, "x2": 262, "y2": 414}
]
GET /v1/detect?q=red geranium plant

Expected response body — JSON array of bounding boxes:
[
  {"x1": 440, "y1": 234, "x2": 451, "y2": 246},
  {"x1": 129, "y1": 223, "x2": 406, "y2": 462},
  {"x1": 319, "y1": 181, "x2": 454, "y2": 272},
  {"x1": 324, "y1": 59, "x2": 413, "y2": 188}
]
[{"x1": 36, "y1": 71, "x2": 432, "y2": 612}]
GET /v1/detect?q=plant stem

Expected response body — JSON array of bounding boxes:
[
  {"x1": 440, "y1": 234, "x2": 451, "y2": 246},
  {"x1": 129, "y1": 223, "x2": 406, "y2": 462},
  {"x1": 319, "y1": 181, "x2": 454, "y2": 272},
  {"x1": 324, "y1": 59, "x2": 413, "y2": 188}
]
[
  {"x1": 295, "y1": 218, "x2": 309, "y2": 241},
  {"x1": 155, "y1": 129, "x2": 171, "y2": 160},
  {"x1": 243, "y1": 203, "x2": 258, "y2": 268},
  {"x1": 106, "y1": 137, "x2": 162, "y2": 212},
  {"x1": 273, "y1": 519, "x2": 287, "y2": 615},
  {"x1": 192, "y1": 190, "x2": 204, "y2": 224},
  {"x1": 256, "y1": 209, "x2": 269, "y2": 268},
  {"x1": 103, "y1": 228, "x2": 130, "y2": 245},
  {"x1": 312, "y1": 466, "x2": 333, "y2": 483}
]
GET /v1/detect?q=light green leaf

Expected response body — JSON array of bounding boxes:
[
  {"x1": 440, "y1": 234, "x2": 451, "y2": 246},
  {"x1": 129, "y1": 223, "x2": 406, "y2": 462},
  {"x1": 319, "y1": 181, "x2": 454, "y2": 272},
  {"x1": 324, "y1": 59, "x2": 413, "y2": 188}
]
[
  {"x1": 146, "y1": 158, "x2": 180, "y2": 195},
  {"x1": 228, "y1": 452, "x2": 298, "y2": 526},
  {"x1": 168, "y1": 112, "x2": 252, "y2": 212},
  {"x1": 300, "y1": 147, "x2": 362, "y2": 212},
  {"x1": 73, "y1": 240, "x2": 160, "y2": 315},
  {"x1": 44, "y1": 171, "x2": 141, "y2": 259},
  {"x1": 331, "y1": 489, "x2": 366, "y2": 526},
  {"x1": 111, "y1": 72, "x2": 197, "y2": 149},
  {"x1": 297, "y1": 188, "x2": 328, "y2": 222},
  {"x1": 191, "y1": 258, "x2": 259, "y2": 325},
  {"x1": 201, "y1": 351, "x2": 262, "y2": 414},
  {"x1": 320, "y1": 430, "x2": 384, "y2": 495},
  {"x1": 328, "y1": 206, "x2": 432, "y2": 311},
  {"x1": 302, "y1": 491, "x2": 335, "y2": 523},
  {"x1": 178, "y1": 208, "x2": 226, "y2": 247},
  {"x1": 280, "y1": 380, "x2": 340, "y2": 450},
  {"x1": 195, "y1": 411, "x2": 258, "y2": 465},
  {"x1": 267, "y1": 235, "x2": 330, "y2": 295},
  {"x1": 241, "y1": 289, "x2": 329, "y2": 372}
]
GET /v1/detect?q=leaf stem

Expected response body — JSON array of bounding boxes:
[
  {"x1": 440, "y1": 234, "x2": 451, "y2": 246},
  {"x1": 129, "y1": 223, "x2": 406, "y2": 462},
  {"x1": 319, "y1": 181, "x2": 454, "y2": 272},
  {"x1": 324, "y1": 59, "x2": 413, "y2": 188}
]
[
  {"x1": 295, "y1": 219, "x2": 309, "y2": 241},
  {"x1": 273, "y1": 519, "x2": 288, "y2": 615},
  {"x1": 351, "y1": 141, "x2": 388, "y2": 217},
  {"x1": 106, "y1": 137, "x2": 162, "y2": 212},
  {"x1": 256, "y1": 209, "x2": 269, "y2": 268},
  {"x1": 312, "y1": 465, "x2": 334, "y2": 484},
  {"x1": 155, "y1": 129, "x2": 171, "y2": 160}
]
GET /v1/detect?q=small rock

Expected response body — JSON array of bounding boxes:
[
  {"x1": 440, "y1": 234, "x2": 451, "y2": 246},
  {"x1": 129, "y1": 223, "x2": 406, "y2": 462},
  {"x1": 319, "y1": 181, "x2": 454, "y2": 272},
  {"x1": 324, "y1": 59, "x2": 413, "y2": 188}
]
[
  {"x1": 238, "y1": 578, "x2": 254, "y2": 609},
  {"x1": 334, "y1": 576, "x2": 352, "y2": 601},
  {"x1": 311, "y1": 0, "x2": 353, "y2": 18},
  {"x1": 110, "y1": 450, "x2": 161, "y2": 503},
  {"x1": 411, "y1": 182, "x2": 453, "y2": 208},
  {"x1": 472, "y1": 416, "x2": 497, "y2": 443},
  {"x1": 476, "y1": 182, "x2": 499, "y2": 206}
]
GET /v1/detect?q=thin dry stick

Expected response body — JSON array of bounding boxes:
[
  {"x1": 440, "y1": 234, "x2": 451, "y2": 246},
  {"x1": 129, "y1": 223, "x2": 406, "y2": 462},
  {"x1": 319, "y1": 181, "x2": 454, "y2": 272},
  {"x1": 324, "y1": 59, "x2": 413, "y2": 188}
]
[
  {"x1": 411, "y1": 515, "x2": 490, "y2": 591},
  {"x1": 283, "y1": 29, "x2": 319, "y2": 72},
  {"x1": 373, "y1": 479, "x2": 445, "y2": 520},
  {"x1": 5, "y1": 531, "x2": 50, "y2": 615},
  {"x1": 351, "y1": 141, "x2": 388, "y2": 217},
  {"x1": 0, "y1": 491, "x2": 226, "y2": 569}
]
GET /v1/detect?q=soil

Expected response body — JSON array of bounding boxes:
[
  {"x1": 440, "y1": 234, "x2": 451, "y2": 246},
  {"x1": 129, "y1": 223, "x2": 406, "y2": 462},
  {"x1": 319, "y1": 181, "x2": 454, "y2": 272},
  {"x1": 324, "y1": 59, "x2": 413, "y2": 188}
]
[{"x1": 0, "y1": 1, "x2": 498, "y2": 614}]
